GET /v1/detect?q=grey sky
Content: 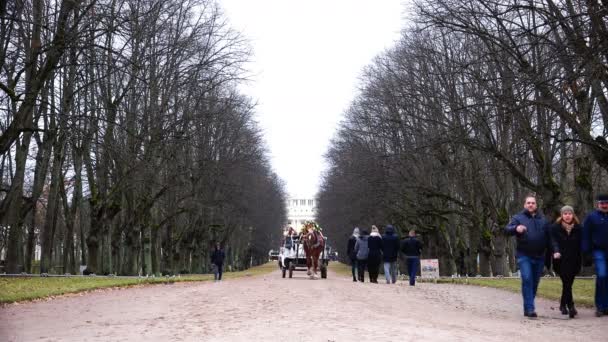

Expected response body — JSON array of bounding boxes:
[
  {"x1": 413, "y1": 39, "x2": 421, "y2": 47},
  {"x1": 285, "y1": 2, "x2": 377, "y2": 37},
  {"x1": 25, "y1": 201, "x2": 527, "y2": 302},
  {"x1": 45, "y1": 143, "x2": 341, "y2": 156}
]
[{"x1": 221, "y1": 0, "x2": 406, "y2": 197}]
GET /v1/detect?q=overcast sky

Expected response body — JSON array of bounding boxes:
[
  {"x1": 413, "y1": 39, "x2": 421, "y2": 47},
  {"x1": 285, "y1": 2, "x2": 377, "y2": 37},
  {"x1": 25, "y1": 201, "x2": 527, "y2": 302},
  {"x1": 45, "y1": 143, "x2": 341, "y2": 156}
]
[{"x1": 221, "y1": 0, "x2": 406, "y2": 198}]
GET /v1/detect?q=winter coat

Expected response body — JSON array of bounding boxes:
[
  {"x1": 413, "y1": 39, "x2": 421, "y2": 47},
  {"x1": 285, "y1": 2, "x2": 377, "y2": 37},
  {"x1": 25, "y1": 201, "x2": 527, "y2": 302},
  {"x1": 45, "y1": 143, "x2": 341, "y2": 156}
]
[
  {"x1": 347, "y1": 235, "x2": 358, "y2": 261},
  {"x1": 354, "y1": 235, "x2": 369, "y2": 260},
  {"x1": 382, "y1": 225, "x2": 400, "y2": 262},
  {"x1": 549, "y1": 223, "x2": 582, "y2": 276},
  {"x1": 505, "y1": 209, "x2": 550, "y2": 258},
  {"x1": 582, "y1": 210, "x2": 608, "y2": 253},
  {"x1": 211, "y1": 249, "x2": 225, "y2": 266},
  {"x1": 401, "y1": 237, "x2": 422, "y2": 257},
  {"x1": 367, "y1": 232, "x2": 383, "y2": 263}
]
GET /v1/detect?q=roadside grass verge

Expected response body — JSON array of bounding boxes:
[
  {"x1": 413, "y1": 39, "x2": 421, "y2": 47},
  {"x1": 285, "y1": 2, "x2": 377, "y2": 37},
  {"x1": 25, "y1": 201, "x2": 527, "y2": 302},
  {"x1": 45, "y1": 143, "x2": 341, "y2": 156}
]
[
  {"x1": 0, "y1": 262, "x2": 277, "y2": 304},
  {"x1": 418, "y1": 277, "x2": 595, "y2": 307},
  {"x1": 328, "y1": 261, "x2": 354, "y2": 278}
]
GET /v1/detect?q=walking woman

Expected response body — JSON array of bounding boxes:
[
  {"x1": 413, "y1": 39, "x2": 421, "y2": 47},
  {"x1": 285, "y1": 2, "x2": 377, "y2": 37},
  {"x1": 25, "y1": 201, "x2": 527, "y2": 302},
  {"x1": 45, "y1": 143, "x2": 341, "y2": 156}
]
[
  {"x1": 367, "y1": 225, "x2": 383, "y2": 283},
  {"x1": 354, "y1": 230, "x2": 369, "y2": 282},
  {"x1": 346, "y1": 227, "x2": 360, "y2": 282},
  {"x1": 550, "y1": 205, "x2": 582, "y2": 318}
]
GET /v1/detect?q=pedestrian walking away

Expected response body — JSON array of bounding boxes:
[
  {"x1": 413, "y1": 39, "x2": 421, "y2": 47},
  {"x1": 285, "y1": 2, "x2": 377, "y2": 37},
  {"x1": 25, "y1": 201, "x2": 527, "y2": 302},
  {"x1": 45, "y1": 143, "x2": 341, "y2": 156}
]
[
  {"x1": 505, "y1": 194, "x2": 550, "y2": 318},
  {"x1": 401, "y1": 229, "x2": 422, "y2": 286},
  {"x1": 549, "y1": 205, "x2": 582, "y2": 318},
  {"x1": 382, "y1": 224, "x2": 400, "y2": 284},
  {"x1": 582, "y1": 193, "x2": 608, "y2": 317},
  {"x1": 367, "y1": 225, "x2": 383, "y2": 283},
  {"x1": 347, "y1": 227, "x2": 360, "y2": 282},
  {"x1": 354, "y1": 230, "x2": 370, "y2": 282}
]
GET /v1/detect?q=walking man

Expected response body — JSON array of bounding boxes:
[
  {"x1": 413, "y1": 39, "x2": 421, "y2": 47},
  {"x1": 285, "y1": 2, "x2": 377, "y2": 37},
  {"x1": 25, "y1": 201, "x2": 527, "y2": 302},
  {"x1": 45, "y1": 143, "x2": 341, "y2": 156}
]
[
  {"x1": 382, "y1": 224, "x2": 400, "y2": 284},
  {"x1": 401, "y1": 229, "x2": 422, "y2": 286},
  {"x1": 211, "y1": 242, "x2": 225, "y2": 281},
  {"x1": 505, "y1": 194, "x2": 549, "y2": 318},
  {"x1": 582, "y1": 194, "x2": 608, "y2": 317}
]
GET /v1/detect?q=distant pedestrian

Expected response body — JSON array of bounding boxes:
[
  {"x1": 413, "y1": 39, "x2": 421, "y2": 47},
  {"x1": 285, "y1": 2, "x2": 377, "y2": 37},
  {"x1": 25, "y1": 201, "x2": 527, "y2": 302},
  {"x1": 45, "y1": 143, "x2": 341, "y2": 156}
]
[
  {"x1": 367, "y1": 225, "x2": 383, "y2": 283},
  {"x1": 382, "y1": 224, "x2": 400, "y2": 284},
  {"x1": 505, "y1": 194, "x2": 550, "y2": 318},
  {"x1": 347, "y1": 227, "x2": 360, "y2": 282},
  {"x1": 211, "y1": 242, "x2": 225, "y2": 281},
  {"x1": 354, "y1": 230, "x2": 369, "y2": 282},
  {"x1": 582, "y1": 193, "x2": 608, "y2": 317},
  {"x1": 550, "y1": 205, "x2": 582, "y2": 318},
  {"x1": 401, "y1": 229, "x2": 422, "y2": 286}
]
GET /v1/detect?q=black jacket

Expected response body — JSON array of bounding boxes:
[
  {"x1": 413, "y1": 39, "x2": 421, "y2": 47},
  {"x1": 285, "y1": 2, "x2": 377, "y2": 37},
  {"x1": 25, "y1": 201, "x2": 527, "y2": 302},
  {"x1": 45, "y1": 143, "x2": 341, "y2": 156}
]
[
  {"x1": 367, "y1": 233, "x2": 383, "y2": 262},
  {"x1": 401, "y1": 237, "x2": 422, "y2": 257},
  {"x1": 347, "y1": 236, "x2": 358, "y2": 261},
  {"x1": 211, "y1": 249, "x2": 225, "y2": 266},
  {"x1": 505, "y1": 209, "x2": 550, "y2": 258},
  {"x1": 550, "y1": 223, "x2": 582, "y2": 276},
  {"x1": 381, "y1": 226, "x2": 400, "y2": 262}
]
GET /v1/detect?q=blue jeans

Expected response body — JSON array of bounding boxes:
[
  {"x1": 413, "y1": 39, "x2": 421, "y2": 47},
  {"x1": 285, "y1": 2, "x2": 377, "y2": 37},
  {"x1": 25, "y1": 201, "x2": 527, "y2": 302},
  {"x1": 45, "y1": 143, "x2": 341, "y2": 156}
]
[
  {"x1": 517, "y1": 255, "x2": 545, "y2": 313},
  {"x1": 384, "y1": 261, "x2": 398, "y2": 284},
  {"x1": 406, "y1": 257, "x2": 419, "y2": 285},
  {"x1": 213, "y1": 264, "x2": 223, "y2": 281},
  {"x1": 593, "y1": 249, "x2": 608, "y2": 311}
]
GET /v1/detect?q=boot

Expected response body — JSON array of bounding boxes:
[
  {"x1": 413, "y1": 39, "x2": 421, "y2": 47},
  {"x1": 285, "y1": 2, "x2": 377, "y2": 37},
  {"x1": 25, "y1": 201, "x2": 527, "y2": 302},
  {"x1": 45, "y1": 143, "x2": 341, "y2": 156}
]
[
  {"x1": 568, "y1": 303, "x2": 577, "y2": 318},
  {"x1": 559, "y1": 305, "x2": 568, "y2": 315}
]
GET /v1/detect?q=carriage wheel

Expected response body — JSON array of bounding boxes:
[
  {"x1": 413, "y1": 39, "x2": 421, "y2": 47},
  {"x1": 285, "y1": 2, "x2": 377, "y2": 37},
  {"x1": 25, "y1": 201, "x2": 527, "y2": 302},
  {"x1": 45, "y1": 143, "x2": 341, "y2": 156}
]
[{"x1": 320, "y1": 265, "x2": 327, "y2": 279}]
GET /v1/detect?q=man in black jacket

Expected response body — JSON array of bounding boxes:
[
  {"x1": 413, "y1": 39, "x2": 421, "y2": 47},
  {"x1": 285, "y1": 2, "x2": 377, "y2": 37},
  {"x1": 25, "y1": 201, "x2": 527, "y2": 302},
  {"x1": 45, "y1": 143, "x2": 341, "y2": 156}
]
[
  {"x1": 211, "y1": 242, "x2": 226, "y2": 281},
  {"x1": 346, "y1": 227, "x2": 360, "y2": 282},
  {"x1": 401, "y1": 230, "x2": 422, "y2": 286},
  {"x1": 505, "y1": 194, "x2": 549, "y2": 318}
]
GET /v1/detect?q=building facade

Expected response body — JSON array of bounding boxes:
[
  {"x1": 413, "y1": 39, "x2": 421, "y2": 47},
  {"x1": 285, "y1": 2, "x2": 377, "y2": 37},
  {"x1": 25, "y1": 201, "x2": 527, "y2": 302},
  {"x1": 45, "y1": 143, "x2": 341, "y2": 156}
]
[{"x1": 286, "y1": 197, "x2": 316, "y2": 230}]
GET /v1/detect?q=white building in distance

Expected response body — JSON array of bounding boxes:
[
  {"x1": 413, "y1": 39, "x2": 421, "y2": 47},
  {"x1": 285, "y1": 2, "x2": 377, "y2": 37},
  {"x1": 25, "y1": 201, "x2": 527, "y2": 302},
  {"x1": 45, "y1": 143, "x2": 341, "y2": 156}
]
[{"x1": 286, "y1": 197, "x2": 316, "y2": 230}]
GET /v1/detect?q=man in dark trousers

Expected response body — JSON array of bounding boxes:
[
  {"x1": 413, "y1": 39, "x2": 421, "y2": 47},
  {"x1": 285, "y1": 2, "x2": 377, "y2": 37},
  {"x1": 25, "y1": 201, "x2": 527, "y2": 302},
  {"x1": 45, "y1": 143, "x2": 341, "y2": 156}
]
[
  {"x1": 211, "y1": 242, "x2": 225, "y2": 281},
  {"x1": 401, "y1": 229, "x2": 422, "y2": 286},
  {"x1": 346, "y1": 227, "x2": 360, "y2": 282},
  {"x1": 505, "y1": 194, "x2": 549, "y2": 318},
  {"x1": 582, "y1": 194, "x2": 608, "y2": 317},
  {"x1": 382, "y1": 225, "x2": 400, "y2": 284}
]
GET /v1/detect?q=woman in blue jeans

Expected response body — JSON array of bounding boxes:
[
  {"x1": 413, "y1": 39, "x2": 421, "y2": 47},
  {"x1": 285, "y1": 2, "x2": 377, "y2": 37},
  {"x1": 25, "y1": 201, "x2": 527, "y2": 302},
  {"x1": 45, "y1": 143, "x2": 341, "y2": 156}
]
[{"x1": 505, "y1": 195, "x2": 550, "y2": 318}]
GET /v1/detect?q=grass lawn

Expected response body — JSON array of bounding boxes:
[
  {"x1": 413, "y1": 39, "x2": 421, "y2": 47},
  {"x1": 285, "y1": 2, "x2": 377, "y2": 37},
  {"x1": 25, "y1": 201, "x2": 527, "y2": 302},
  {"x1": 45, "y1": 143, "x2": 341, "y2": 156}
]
[
  {"x1": 330, "y1": 262, "x2": 595, "y2": 307},
  {"x1": 0, "y1": 262, "x2": 277, "y2": 304}
]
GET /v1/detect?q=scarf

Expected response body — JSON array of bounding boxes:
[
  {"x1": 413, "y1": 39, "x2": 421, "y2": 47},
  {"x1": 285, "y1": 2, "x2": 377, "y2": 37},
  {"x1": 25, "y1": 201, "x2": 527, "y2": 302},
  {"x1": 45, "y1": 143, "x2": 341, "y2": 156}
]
[{"x1": 561, "y1": 221, "x2": 574, "y2": 234}]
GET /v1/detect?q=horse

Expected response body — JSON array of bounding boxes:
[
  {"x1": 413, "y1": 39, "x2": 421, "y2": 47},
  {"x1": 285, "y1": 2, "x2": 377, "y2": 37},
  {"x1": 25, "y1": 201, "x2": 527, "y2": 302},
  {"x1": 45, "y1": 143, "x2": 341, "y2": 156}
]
[{"x1": 302, "y1": 229, "x2": 325, "y2": 279}]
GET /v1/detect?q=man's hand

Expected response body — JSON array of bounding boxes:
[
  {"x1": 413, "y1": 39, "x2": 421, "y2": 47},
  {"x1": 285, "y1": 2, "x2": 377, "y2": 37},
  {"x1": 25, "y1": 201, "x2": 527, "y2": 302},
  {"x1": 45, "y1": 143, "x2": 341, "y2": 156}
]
[
  {"x1": 553, "y1": 252, "x2": 561, "y2": 259},
  {"x1": 516, "y1": 225, "x2": 527, "y2": 234}
]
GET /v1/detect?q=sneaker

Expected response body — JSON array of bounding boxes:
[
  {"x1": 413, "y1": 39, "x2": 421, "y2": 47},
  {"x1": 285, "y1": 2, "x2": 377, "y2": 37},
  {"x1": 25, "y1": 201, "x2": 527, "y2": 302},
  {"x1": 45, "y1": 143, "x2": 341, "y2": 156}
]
[
  {"x1": 595, "y1": 310, "x2": 603, "y2": 317},
  {"x1": 559, "y1": 305, "x2": 568, "y2": 315},
  {"x1": 524, "y1": 311, "x2": 538, "y2": 318},
  {"x1": 568, "y1": 304, "x2": 577, "y2": 318}
]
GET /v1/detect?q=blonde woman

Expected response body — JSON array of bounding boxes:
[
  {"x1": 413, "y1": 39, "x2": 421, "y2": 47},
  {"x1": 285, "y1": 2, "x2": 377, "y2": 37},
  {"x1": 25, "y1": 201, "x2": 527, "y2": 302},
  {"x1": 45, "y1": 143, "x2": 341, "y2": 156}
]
[
  {"x1": 367, "y1": 225, "x2": 383, "y2": 283},
  {"x1": 550, "y1": 205, "x2": 582, "y2": 318}
]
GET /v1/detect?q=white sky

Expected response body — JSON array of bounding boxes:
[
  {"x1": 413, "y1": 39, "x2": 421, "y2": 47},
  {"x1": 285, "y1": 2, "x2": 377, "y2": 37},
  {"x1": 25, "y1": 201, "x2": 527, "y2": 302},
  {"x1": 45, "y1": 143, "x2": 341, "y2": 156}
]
[{"x1": 220, "y1": 0, "x2": 407, "y2": 198}]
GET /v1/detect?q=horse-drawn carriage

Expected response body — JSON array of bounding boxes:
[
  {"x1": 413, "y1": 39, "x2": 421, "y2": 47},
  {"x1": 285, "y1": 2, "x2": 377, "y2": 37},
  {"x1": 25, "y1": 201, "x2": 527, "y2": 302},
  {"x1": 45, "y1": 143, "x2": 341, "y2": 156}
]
[{"x1": 278, "y1": 223, "x2": 329, "y2": 279}]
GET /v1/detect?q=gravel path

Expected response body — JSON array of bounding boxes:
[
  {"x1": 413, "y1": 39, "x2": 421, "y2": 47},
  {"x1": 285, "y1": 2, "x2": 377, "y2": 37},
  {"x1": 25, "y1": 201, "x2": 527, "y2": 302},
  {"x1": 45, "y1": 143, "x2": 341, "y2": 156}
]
[{"x1": 1, "y1": 268, "x2": 607, "y2": 341}]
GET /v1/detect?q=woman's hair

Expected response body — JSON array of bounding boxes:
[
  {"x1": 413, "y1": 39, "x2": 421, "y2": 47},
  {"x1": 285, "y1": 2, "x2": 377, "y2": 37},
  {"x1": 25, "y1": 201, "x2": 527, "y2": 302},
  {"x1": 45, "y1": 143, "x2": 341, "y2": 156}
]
[
  {"x1": 371, "y1": 225, "x2": 379, "y2": 233},
  {"x1": 555, "y1": 213, "x2": 580, "y2": 225}
]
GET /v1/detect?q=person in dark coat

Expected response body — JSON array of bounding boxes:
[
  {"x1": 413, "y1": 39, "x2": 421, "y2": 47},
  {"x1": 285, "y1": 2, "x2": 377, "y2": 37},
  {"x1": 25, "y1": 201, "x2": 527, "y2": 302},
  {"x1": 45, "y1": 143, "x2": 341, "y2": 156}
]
[
  {"x1": 382, "y1": 224, "x2": 400, "y2": 284},
  {"x1": 550, "y1": 205, "x2": 582, "y2": 318},
  {"x1": 346, "y1": 227, "x2": 360, "y2": 282},
  {"x1": 367, "y1": 225, "x2": 383, "y2": 283},
  {"x1": 210, "y1": 242, "x2": 226, "y2": 281},
  {"x1": 354, "y1": 230, "x2": 369, "y2": 282},
  {"x1": 505, "y1": 194, "x2": 550, "y2": 318},
  {"x1": 582, "y1": 193, "x2": 608, "y2": 317},
  {"x1": 401, "y1": 229, "x2": 422, "y2": 286}
]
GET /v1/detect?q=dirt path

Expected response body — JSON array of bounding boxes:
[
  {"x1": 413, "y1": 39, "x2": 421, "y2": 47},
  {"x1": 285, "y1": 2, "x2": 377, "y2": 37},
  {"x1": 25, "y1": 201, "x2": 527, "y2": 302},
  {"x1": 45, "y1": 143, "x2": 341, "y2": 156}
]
[{"x1": 1, "y1": 268, "x2": 607, "y2": 341}]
